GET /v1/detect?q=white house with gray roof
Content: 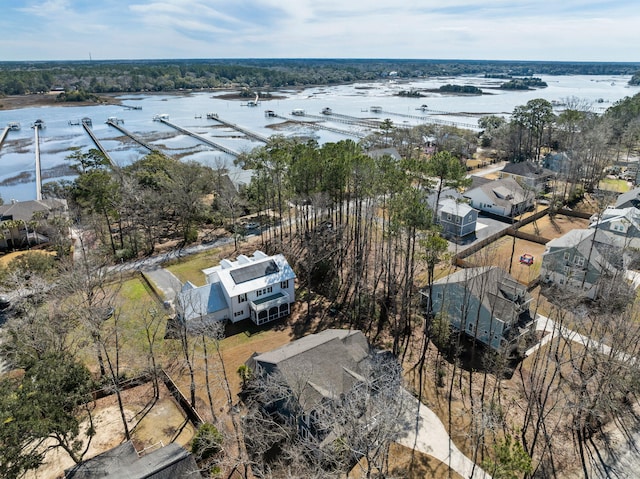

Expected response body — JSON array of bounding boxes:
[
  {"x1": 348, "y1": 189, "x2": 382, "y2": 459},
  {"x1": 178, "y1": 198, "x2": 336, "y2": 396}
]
[{"x1": 176, "y1": 251, "x2": 296, "y2": 329}]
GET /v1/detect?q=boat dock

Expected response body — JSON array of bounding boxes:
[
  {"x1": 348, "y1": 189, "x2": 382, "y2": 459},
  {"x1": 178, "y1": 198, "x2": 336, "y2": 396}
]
[
  {"x1": 123, "y1": 105, "x2": 142, "y2": 110},
  {"x1": 159, "y1": 118, "x2": 239, "y2": 157},
  {"x1": 0, "y1": 127, "x2": 9, "y2": 151},
  {"x1": 206, "y1": 114, "x2": 269, "y2": 143},
  {"x1": 106, "y1": 118, "x2": 155, "y2": 153},
  {"x1": 309, "y1": 111, "x2": 382, "y2": 129},
  {"x1": 372, "y1": 108, "x2": 478, "y2": 130},
  {"x1": 82, "y1": 118, "x2": 117, "y2": 168},
  {"x1": 33, "y1": 124, "x2": 42, "y2": 201},
  {"x1": 273, "y1": 113, "x2": 366, "y2": 139}
]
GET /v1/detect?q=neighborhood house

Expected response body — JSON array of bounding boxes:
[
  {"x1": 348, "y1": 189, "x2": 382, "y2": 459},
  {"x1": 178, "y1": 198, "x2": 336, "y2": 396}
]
[
  {"x1": 437, "y1": 198, "x2": 478, "y2": 240},
  {"x1": 540, "y1": 228, "x2": 631, "y2": 299},
  {"x1": 246, "y1": 329, "x2": 385, "y2": 443},
  {"x1": 175, "y1": 251, "x2": 296, "y2": 329},
  {"x1": 463, "y1": 177, "x2": 534, "y2": 218},
  {"x1": 422, "y1": 266, "x2": 535, "y2": 354}
]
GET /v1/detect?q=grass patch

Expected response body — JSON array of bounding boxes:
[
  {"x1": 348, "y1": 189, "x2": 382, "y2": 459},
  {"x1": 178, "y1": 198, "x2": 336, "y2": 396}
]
[
  {"x1": 599, "y1": 177, "x2": 630, "y2": 193},
  {"x1": 165, "y1": 249, "x2": 222, "y2": 286},
  {"x1": 0, "y1": 249, "x2": 55, "y2": 267}
]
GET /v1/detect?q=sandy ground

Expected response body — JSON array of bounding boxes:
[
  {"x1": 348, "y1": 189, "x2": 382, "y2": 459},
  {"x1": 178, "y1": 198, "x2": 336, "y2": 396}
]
[
  {"x1": 26, "y1": 381, "x2": 194, "y2": 479},
  {"x1": 519, "y1": 214, "x2": 590, "y2": 240},
  {"x1": 464, "y1": 235, "x2": 546, "y2": 285}
]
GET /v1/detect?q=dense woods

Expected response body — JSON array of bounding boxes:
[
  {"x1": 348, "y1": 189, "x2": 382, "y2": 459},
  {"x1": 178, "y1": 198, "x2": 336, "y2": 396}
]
[
  {"x1": 1, "y1": 58, "x2": 639, "y2": 96},
  {"x1": 3, "y1": 58, "x2": 640, "y2": 477}
]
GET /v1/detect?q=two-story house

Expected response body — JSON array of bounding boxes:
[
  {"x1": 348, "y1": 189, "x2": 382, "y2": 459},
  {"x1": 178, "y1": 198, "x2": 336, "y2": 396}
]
[
  {"x1": 438, "y1": 198, "x2": 478, "y2": 240},
  {"x1": 463, "y1": 177, "x2": 534, "y2": 218},
  {"x1": 499, "y1": 161, "x2": 555, "y2": 193},
  {"x1": 176, "y1": 251, "x2": 296, "y2": 329},
  {"x1": 422, "y1": 266, "x2": 535, "y2": 354},
  {"x1": 539, "y1": 229, "x2": 630, "y2": 298},
  {"x1": 589, "y1": 206, "x2": 640, "y2": 239}
]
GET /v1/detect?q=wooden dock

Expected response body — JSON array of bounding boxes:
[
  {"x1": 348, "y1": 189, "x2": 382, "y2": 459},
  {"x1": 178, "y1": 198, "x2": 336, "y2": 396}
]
[
  {"x1": 106, "y1": 119, "x2": 155, "y2": 153},
  {"x1": 274, "y1": 114, "x2": 366, "y2": 139},
  {"x1": 0, "y1": 127, "x2": 9, "y2": 151},
  {"x1": 34, "y1": 125, "x2": 42, "y2": 201},
  {"x1": 374, "y1": 108, "x2": 479, "y2": 130},
  {"x1": 159, "y1": 119, "x2": 239, "y2": 157},
  {"x1": 207, "y1": 115, "x2": 269, "y2": 143},
  {"x1": 82, "y1": 119, "x2": 117, "y2": 168}
]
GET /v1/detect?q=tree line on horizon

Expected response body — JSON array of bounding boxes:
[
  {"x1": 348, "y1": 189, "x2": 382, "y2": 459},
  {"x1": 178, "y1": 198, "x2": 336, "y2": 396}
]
[{"x1": 1, "y1": 58, "x2": 640, "y2": 96}]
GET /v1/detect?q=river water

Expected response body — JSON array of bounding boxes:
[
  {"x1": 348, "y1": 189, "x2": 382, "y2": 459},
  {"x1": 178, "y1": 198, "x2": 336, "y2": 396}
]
[{"x1": 0, "y1": 74, "x2": 638, "y2": 202}]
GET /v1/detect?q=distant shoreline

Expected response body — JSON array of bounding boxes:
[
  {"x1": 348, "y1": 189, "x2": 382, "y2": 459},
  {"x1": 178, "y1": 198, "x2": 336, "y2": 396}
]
[{"x1": 0, "y1": 92, "x2": 122, "y2": 111}]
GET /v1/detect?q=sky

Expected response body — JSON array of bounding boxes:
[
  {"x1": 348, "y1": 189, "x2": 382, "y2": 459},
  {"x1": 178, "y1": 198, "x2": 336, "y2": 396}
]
[{"x1": 1, "y1": 0, "x2": 638, "y2": 62}]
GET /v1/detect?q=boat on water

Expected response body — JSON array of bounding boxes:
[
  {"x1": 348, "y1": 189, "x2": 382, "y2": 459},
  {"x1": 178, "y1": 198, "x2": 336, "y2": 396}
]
[
  {"x1": 206, "y1": 112, "x2": 218, "y2": 119},
  {"x1": 246, "y1": 93, "x2": 260, "y2": 107},
  {"x1": 322, "y1": 107, "x2": 333, "y2": 115},
  {"x1": 291, "y1": 109, "x2": 306, "y2": 116},
  {"x1": 370, "y1": 106, "x2": 382, "y2": 113},
  {"x1": 152, "y1": 113, "x2": 169, "y2": 121},
  {"x1": 31, "y1": 119, "x2": 46, "y2": 129},
  {"x1": 7, "y1": 121, "x2": 20, "y2": 131}
]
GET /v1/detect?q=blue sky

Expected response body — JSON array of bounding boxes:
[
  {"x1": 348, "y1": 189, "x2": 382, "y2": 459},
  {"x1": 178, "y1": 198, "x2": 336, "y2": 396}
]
[{"x1": 1, "y1": 0, "x2": 638, "y2": 61}]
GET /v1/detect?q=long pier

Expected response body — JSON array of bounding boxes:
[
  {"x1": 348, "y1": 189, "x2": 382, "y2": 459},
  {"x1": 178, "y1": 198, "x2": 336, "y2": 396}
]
[
  {"x1": 0, "y1": 127, "x2": 9, "y2": 151},
  {"x1": 207, "y1": 114, "x2": 269, "y2": 143},
  {"x1": 375, "y1": 109, "x2": 479, "y2": 130},
  {"x1": 82, "y1": 119, "x2": 117, "y2": 168},
  {"x1": 159, "y1": 119, "x2": 239, "y2": 157},
  {"x1": 275, "y1": 114, "x2": 366, "y2": 139},
  {"x1": 106, "y1": 119, "x2": 156, "y2": 153},
  {"x1": 34, "y1": 126, "x2": 42, "y2": 201},
  {"x1": 305, "y1": 112, "x2": 382, "y2": 130}
]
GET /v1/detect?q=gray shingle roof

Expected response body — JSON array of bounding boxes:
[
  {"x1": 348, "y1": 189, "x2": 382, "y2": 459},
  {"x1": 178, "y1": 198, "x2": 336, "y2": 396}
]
[
  {"x1": 249, "y1": 329, "x2": 371, "y2": 411},
  {"x1": 65, "y1": 441, "x2": 200, "y2": 479}
]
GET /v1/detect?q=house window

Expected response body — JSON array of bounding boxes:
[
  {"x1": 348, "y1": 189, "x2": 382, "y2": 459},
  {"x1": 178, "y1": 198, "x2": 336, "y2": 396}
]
[
  {"x1": 234, "y1": 310, "x2": 244, "y2": 318},
  {"x1": 256, "y1": 286, "x2": 273, "y2": 297},
  {"x1": 574, "y1": 256, "x2": 585, "y2": 267},
  {"x1": 280, "y1": 280, "x2": 289, "y2": 289},
  {"x1": 436, "y1": 292, "x2": 442, "y2": 299},
  {"x1": 563, "y1": 251, "x2": 570, "y2": 261},
  {"x1": 563, "y1": 265, "x2": 571, "y2": 275},
  {"x1": 238, "y1": 293, "x2": 247, "y2": 303}
]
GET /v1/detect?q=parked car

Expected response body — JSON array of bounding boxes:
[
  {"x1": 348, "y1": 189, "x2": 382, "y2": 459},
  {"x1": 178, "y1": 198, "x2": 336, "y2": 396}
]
[{"x1": 244, "y1": 222, "x2": 260, "y2": 231}]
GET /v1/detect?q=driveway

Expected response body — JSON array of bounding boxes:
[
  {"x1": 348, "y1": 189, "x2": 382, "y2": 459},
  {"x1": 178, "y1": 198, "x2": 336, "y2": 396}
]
[
  {"x1": 142, "y1": 267, "x2": 183, "y2": 303},
  {"x1": 398, "y1": 389, "x2": 491, "y2": 479}
]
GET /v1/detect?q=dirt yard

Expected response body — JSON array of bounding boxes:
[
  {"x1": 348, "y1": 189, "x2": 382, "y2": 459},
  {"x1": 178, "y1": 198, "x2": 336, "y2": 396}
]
[
  {"x1": 26, "y1": 381, "x2": 194, "y2": 479},
  {"x1": 464, "y1": 235, "x2": 546, "y2": 286},
  {"x1": 519, "y1": 214, "x2": 590, "y2": 240}
]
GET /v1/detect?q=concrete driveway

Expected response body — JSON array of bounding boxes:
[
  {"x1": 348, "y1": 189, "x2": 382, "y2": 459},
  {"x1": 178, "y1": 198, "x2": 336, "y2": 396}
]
[{"x1": 398, "y1": 389, "x2": 490, "y2": 479}]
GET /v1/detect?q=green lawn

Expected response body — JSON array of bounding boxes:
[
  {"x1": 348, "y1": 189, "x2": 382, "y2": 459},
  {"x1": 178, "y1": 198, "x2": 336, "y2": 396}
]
[
  {"x1": 598, "y1": 177, "x2": 630, "y2": 193},
  {"x1": 165, "y1": 248, "x2": 222, "y2": 286}
]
